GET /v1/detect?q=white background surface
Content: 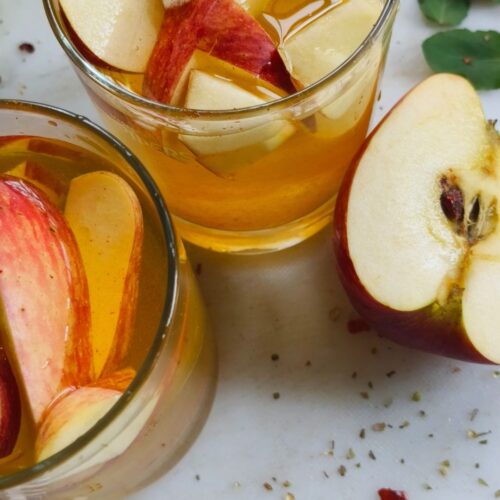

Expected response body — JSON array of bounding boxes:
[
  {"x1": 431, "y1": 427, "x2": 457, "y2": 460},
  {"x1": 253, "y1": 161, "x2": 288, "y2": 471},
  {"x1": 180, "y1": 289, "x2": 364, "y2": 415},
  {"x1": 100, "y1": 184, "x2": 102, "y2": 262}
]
[{"x1": 1, "y1": 1, "x2": 500, "y2": 499}]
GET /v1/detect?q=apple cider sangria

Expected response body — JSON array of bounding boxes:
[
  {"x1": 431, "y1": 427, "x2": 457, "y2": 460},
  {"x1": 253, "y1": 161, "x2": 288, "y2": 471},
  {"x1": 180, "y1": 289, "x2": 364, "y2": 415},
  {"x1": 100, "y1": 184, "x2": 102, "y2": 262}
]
[
  {"x1": 0, "y1": 101, "x2": 216, "y2": 498},
  {"x1": 45, "y1": 0, "x2": 399, "y2": 252}
]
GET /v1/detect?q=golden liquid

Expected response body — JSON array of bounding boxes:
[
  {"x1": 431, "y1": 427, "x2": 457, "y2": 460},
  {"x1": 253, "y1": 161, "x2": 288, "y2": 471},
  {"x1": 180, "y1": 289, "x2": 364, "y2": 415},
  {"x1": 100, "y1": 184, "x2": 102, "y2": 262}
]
[
  {"x1": 92, "y1": 0, "x2": 383, "y2": 250},
  {"x1": 0, "y1": 137, "x2": 168, "y2": 473}
]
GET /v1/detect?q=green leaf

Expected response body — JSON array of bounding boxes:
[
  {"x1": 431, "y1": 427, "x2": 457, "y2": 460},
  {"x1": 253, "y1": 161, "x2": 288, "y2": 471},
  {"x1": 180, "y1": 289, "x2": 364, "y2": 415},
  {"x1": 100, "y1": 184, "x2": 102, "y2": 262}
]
[
  {"x1": 418, "y1": 0, "x2": 470, "y2": 26},
  {"x1": 422, "y1": 30, "x2": 500, "y2": 90}
]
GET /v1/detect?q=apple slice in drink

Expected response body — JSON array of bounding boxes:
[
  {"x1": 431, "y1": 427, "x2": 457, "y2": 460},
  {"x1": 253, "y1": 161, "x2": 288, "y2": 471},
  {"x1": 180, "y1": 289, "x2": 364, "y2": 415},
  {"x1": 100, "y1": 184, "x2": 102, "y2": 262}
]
[
  {"x1": 60, "y1": 0, "x2": 165, "y2": 72},
  {"x1": 0, "y1": 347, "x2": 21, "y2": 458},
  {"x1": 0, "y1": 176, "x2": 92, "y2": 423},
  {"x1": 143, "y1": 0, "x2": 294, "y2": 104},
  {"x1": 334, "y1": 74, "x2": 500, "y2": 363},
  {"x1": 65, "y1": 172, "x2": 144, "y2": 378},
  {"x1": 278, "y1": 0, "x2": 382, "y2": 135},
  {"x1": 180, "y1": 70, "x2": 295, "y2": 174},
  {"x1": 7, "y1": 161, "x2": 66, "y2": 207}
]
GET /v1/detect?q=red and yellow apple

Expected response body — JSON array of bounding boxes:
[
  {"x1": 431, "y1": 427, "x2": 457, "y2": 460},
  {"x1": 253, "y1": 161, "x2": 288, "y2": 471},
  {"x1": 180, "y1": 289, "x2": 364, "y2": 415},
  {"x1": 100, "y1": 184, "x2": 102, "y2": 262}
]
[
  {"x1": 0, "y1": 176, "x2": 93, "y2": 422},
  {"x1": 334, "y1": 74, "x2": 500, "y2": 363},
  {"x1": 65, "y1": 172, "x2": 144, "y2": 378},
  {"x1": 143, "y1": 0, "x2": 294, "y2": 104}
]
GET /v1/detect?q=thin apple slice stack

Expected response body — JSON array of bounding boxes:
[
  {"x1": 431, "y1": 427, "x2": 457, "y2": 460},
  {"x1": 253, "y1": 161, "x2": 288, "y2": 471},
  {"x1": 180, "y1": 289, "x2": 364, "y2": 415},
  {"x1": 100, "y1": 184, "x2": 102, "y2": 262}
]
[
  {"x1": 60, "y1": 0, "x2": 165, "y2": 72},
  {"x1": 65, "y1": 172, "x2": 144, "y2": 378},
  {"x1": 143, "y1": 0, "x2": 294, "y2": 104},
  {"x1": 180, "y1": 70, "x2": 296, "y2": 174},
  {"x1": 334, "y1": 74, "x2": 500, "y2": 363},
  {"x1": 0, "y1": 347, "x2": 21, "y2": 458},
  {"x1": 0, "y1": 176, "x2": 93, "y2": 423},
  {"x1": 36, "y1": 367, "x2": 136, "y2": 461}
]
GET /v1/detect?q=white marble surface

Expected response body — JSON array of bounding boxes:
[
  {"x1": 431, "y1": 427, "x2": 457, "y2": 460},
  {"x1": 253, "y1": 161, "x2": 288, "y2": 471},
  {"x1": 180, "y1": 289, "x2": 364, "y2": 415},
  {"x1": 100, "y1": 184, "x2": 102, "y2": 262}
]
[{"x1": 1, "y1": 1, "x2": 500, "y2": 499}]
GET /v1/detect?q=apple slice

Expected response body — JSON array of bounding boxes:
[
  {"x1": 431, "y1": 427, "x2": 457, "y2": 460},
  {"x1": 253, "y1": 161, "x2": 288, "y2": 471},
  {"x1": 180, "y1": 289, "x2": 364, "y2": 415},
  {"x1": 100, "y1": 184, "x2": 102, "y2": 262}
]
[
  {"x1": 180, "y1": 70, "x2": 295, "y2": 174},
  {"x1": 143, "y1": 0, "x2": 294, "y2": 104},
  {"x1": 36, "y1": 386, "x2": 122, "y2": 461},
  {"x1": 7, "y1": 161, "x2": 66, "y2": 207},
  {"x1": 60, "y1": 0, "x2": 164, "y2": 72},
  {"x1": 0, "y1": 176, "x2": 92, "y2": 422},
  {"x1": 64, "y1": 172, "x2": 144, "y2": 378},
  {"x1": 0, "y1": 347, "x2": 21, "y2": 458},
  {"x1": 334, "y1": 73, "x2": 500, "y2": 363}
]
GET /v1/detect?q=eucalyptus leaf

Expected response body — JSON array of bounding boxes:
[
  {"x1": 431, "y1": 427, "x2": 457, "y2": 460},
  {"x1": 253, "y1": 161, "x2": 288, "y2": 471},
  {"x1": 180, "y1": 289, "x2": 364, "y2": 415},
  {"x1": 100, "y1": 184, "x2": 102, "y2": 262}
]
[
  {"x1": 418, "y1": 0, "x2": 470, "y2": 26},
  {"x1": 422, "y1": 30, "x2": 500, "y2": 90}
]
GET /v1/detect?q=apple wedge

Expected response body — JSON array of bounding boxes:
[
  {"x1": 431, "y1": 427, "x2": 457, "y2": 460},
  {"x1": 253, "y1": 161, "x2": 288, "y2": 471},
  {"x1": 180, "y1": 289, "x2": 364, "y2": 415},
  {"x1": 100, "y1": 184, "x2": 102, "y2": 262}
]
[
  {"x1": 143, "y1": 0, "x2": 294, "y2": 104},
  {"x1": 60, "y1": 0, "x2": 164, "y2": 72},
  {"x1": 65, "y1": 172, "x2": 144, "y2": 378},
  {"x1": 180, "y1": 70, "x2": 295, "y2": 174},
  {"x1": 0, "y1": 176, "x2": 92, "y2": 422},
  {"x1": 0, "y1": 347, "x2": 21, "y2": 458},
  {"x1": 7, "y1": 161, "x2": 66, "y2": 207},
  {"x1": 334, "y1": 73, "x2": 500, "y2": 363},
  {"x1": 36, "y1": 386, "x2": 123, "y2": 461}
]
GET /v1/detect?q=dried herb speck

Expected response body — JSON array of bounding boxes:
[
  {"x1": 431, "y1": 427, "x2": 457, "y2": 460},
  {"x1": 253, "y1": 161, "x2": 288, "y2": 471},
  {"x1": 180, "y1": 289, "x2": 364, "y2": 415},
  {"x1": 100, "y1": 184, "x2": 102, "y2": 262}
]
[
  {"x1": 195, "y1": 475, "x2": 200, "y2": 481},
  {"x1": 346, "y1": 448, "x2": 355, "y2": 460},
  {"x1": 338, "y1": 465, "x2": 347, "y2": 477},
  {"x1": 495, "y1": 489, "x2": 500, "y2": 498},
  {"x1": 399, "y1": 421, "x2": 410, "y2": 430},
  {"x1": 273, "y1": 392, "x2": 280, "y2": 400},
  {"x1": 386, "y1": 370, "x2": 396, "y2": 378},
  {"x1": 285, "y1": 494, "x2": 295, "y2": 500},
  {"x1": 372, "y1": 423, "x2": 386, "y2": 432},
  {"x1": 411, "y1": 391, "x2": 422, "y2": 402},
  {"x1": 478, "y1": 478, "x2": 489, "y2": 487},
  {"x1": 271, "y1": 353, "x2": 280, "y2": 362},
  {"x1": 283, "y1": 480, "x2": 291, "y2": 488},
  {"x1": 360, "y1": 392, "x2": 370, "y2": 400},
  {"x1": 423, "y1": 483, "x2": 433, "y2": 491},
  {"x1": 470, "y1": 408, "x2": 479, "y2": 421},
  {"x1": 369, "y1": 450, "x2": 376, "y2": 460},
  {"x1": 359, "y1": 428, "x2": 366, "y2": 439},
  {"x1": 323, "y1": 471, "x2": 330, "y2": 479},
  {"x1": 263, "y1": 482, "x2": 273, "y2": 491},
  {"x1": 383, "y1": 398, "x2": 393, "y2": 408}
]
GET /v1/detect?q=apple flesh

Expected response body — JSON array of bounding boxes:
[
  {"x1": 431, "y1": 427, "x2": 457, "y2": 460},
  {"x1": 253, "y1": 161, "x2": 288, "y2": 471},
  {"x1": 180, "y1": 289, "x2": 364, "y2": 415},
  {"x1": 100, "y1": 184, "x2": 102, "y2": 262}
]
[
  {"x1": 64, "y1": 172, "x2": 144, "y2": 378},
  {"x1": 60, "y1": 0, "x2": 165, "y2": 72},
  {"x1": 36, "y1": 386, "x2": 123, "y2": 461},
  {"x1": 334, "y1": 74, "x2": 500, "y2": 363},
  {"x1": 0, "y1": 347, "x2": 21, "y2": 458},
  {"x1": 143, "y1": 0, "x2": 294, "y2": 104},
  {"x1": 180, "y1": 70, "x2": 295, "y2": 174},
  {"x1": 0, "y1": 176, "x2": 92, "y2": 422}
]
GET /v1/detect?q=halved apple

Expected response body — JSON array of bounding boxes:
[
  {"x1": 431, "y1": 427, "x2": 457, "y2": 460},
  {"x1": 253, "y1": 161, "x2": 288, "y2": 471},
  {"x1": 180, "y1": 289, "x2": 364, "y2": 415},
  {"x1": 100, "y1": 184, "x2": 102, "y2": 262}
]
[
  {"x1": 0, "y1": 176, "x2": 92, "y2": 422},
  {"x1": 64, "y1": 172, "x2": 144, "y2": 378},
  {"x1": 334, "y1": 74, "x2": 500, "y2": 363},
  {"x1": 143, "y1": 0, "x2": 294, "y2": 104},
  {"x1": 180, "y1": 70, "x2": 295, "y2": 174},
  {"x1": 60, "y1": 0, "x2": 165, "y2": 72},
  {"x1": 0, "y1": 347, "x2": 21, "y2": 458},
  {"x1": 7, "y1": 161, "x2": 66, "y2": 207}
]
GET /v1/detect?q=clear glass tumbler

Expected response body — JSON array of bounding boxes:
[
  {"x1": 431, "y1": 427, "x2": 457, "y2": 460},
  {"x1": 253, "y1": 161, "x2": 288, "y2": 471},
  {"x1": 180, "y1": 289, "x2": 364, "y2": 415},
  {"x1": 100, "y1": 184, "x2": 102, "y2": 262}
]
[
  {"x1": 45, "y1": 0, "x2": 399, "y2": 253},
  {"x1": 0, "y1": 100, "x2": 216, "y2": 498}
]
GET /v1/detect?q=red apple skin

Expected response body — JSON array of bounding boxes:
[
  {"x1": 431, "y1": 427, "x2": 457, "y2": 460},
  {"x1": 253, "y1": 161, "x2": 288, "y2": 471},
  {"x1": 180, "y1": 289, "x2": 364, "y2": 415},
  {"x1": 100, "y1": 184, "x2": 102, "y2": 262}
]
[
  {"x1": 143, "y1": 0, "x2": 294, "y2": 104},
  {"x1": 332, "y1": 100, "x2": 490, "y2": 364},
  {"x1": 0, "y1": 347, "x2": 21, "y2": 458},
  {"x1": 0, "y1": 176, "x2": 93, "y2": 422}
]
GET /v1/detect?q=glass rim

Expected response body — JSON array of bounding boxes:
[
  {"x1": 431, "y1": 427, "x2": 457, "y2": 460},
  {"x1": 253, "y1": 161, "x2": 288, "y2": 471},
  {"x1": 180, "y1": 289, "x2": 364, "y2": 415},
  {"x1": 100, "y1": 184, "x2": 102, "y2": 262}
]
[
  {"x1": 43, "y1": 0, "x2": 399, "y2": 119},
  {"x1": 0, "y1": 99, "x2": 179, "y2": 489}
]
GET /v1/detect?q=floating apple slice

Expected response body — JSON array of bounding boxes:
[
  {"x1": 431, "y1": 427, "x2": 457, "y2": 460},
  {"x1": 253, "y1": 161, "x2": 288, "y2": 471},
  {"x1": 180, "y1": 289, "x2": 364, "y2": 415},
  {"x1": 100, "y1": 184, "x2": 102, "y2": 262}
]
[
  {"x1": 0, "y1": 347, "x2": 21, "y2": 459},
  {"x1": 65, "y1": 172, "x2": 144, "y2": 378},
  {"x1": 60, "y1": 0, "x2": 164, "y2": 72},
  {"x1": 7, "y1": 161, "x2": 66, "y2": 207},
  {"x1": 0, "y1": 176, "x2": 92, "y2": 422},
  {"x1": 36, "y1": 386, "x2": 122, "y2": 461},
  {"x1": 143, "y1": 0, "x2": 294, "y2": 104},
  {"x1": 180, "y1": 70, "x2": 295, "y2": 174},
  {"x1": 334, "y1": 74, "x2": 500, "y2": 363}
]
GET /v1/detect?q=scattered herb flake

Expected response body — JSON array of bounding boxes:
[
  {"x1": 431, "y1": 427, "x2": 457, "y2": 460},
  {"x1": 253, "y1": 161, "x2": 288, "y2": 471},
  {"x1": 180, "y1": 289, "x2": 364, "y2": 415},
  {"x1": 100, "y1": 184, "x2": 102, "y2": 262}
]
[
  {"x1": 273, "y1": 392, "x2": 280, "y2": 400},
  {"x1": 346, "y1": 448, "x2": 355, "y2": 460},
  {"x1": 263, "y1": 482, "x2": 273, "y2": 491},
  {"x1": 383, "y1": 398, "x2": 394, "y2": 408},
  {"x1": 285, "y1": 494, "x2": 295, "y2": 500},
  {"x1": 372, "y1": 423, "x2": 386, "y2": 432},
  {"x1": 411, "y1": 391, "x2": 422, "y2": 402},
  {"x1": 195, "y1": 475, "x2": 200, "y2": 481},
  {"x1": 368, "y1": 381, "x2": 374, "y2": 390},
  {"x1": 386, "y1": 370, "x2": 396, "y2": 378},
  {"x1": 479, "y1": 439, "x2": 488, "y2": 445},
  {"x1": 352, "y1": 371, "x2": 358, "y2": 379},
  {"x1": 283, "y1": 480, "x2": 291, "y2": 488},
  {"x1": 470, "y1": 408, "x2": 479, "y2": 421},
  {"x1": 478, "y1": 478, "x2": 489, "y2": 487},
  {"x1": 323, "y1": 471, "x2": 330, "y2": 479},
  {"x1": 271, "y1": 353, "x2": 279, "y2": 362},
  {"x1": 399, "y1": 421, "x2": 410, "y2": 429},
  {"x1": 369, "y1": 450, "x2": 376, "y2": 460},
  {"x1": 359, "y1": 428, "x2": 366, "y2": 439},
  {"x1": 338, "y1": 465, "x2": 347, "y2": 477},
  {"x1": 360, "y1": 392, "x2": 370, "y2": 400},
  {"x1": 494, "y1": 370, "x2": 500, "y2": 378},
  {"x1": 419, "y1": 410, "x2": 427, "y2": 418},
  {"x1": 423, "y1": 483, "x2": 433, "y2": 491},
  {"x1": 495, "y1": 489, "x2": 500, "y2": 498}
]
